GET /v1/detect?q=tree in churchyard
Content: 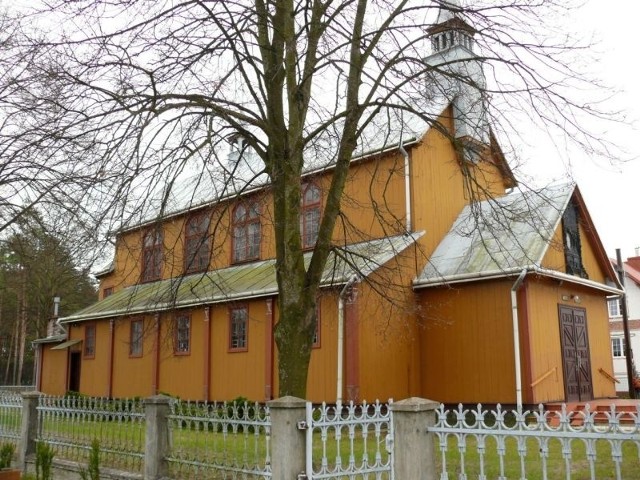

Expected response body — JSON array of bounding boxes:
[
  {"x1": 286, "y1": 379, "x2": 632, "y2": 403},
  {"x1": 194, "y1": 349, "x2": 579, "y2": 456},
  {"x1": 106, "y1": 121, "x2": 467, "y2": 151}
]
[
  {"x1": 0, "y1": 212, "x2": 97, "y2": 384},
  {"x1": 0, "y1": 0, "x2": 613, "y2": 396}
]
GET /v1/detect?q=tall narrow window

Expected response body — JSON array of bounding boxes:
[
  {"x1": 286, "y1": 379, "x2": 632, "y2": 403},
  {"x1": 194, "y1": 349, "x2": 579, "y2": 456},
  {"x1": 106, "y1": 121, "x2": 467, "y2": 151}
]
[
  {"x1": 174, "y1": 315, "x2": 191, "y2": 355},
  {"x1": 301, "y1": 184, "x2": 321, "y2": 249},
  {"x1": 130, "y1": 319, "x2": 144, "y2": 357},
  {"x1": 562, "y1": 201, "x2": 587, "y2": 278},
  {"x1": 84, "y1": 324, "x2": 96, "y2": 358},
  {"x1": 142, "y1": 229, "x2": 163, "y2": 282},
  {"x1": 184, "y1": 213, "x2": 211, "y2": 273},
  {"x1": 232, "y1": 202, "x2": 261, "y2": 263},
  {"x1": 229, "y1": 306, "x2": 248, "y2": 351},
  {"x1": 103, "y1": 287, "x2": 114, "y2": 299}
]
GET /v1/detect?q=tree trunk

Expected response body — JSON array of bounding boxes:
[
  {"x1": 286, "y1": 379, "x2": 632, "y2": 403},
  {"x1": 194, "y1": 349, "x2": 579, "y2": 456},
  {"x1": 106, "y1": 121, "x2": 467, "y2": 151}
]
[
  {"x1": 274, "y1": 294, "x2": 317, "y2": 398},
  {"x1": 10, "y1": 311, "x2": 19, "y2": 385},
  {"x1": 17, "y1": 274, "x2": 27, "y2": 385}
]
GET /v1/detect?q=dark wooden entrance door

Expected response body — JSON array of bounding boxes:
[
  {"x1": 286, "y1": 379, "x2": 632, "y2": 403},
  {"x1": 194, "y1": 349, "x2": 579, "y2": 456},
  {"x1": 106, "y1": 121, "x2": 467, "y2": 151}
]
[
  {"x1": 68, "y1": 351, "x2": 81, "y2": 393},
  {"x1": 559, "y1": 306, "x2": 593, "y2": 402}
]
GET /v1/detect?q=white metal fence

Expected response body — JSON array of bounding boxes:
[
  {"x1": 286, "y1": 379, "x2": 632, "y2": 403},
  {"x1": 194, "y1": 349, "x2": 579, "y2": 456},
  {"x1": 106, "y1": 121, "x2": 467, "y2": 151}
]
[
  {"x1": 3, "y1": 393, "x2": 640, "y2": 480},
  {"x1": 430, "y1": 403, "x2": 640, "y2": 480},
  {"x1": 304, "y1": 401, "x2": 392, "y2": 479},
  {"x1": 0, "y1": 385, "x2": 34, "y2": 393},
  {"x1": 37, "y1": 395, "x2": 146, "y2": 472},
  {"x1": 0, "y1": 392, "x2": 22, "y2": 446},
  {"x1": 167, "y1": 399, "x2": 271, "y2": 479}
]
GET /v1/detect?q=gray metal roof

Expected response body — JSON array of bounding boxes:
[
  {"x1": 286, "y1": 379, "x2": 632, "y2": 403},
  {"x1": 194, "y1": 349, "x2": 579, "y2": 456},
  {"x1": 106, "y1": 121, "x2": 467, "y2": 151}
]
[
  {"x1": 415, "y1": 183, "x2": 574, "y2": 286},
  {"x1": 119, "y1": 97, "x2": 451, "y2": 232},
  {"x1": 32, "y1": 334, "x2": 66, "y2": 345},
  {"x1": 62, "y1": 232, "x2": 423, "y2": 323}
]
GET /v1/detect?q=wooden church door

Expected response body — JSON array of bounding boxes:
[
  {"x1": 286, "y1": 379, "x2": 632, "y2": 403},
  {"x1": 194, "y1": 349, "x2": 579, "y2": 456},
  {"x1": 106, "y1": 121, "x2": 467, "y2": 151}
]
[{"x1": 559, "y1": 306, "x2": 593, "y2": 402}]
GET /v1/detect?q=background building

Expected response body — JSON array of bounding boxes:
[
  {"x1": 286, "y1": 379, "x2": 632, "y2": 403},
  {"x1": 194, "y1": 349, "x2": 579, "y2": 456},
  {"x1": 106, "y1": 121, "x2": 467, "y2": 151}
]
[{"x1": 609, "y1": 254, "x2": 640, "y2": 394}]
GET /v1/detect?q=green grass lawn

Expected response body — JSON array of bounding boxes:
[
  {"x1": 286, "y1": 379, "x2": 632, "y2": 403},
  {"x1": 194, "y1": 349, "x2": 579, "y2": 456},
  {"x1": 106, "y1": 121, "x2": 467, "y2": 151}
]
[{"x1": 437, "y1": 434, "x2": 640, "y2": 480}]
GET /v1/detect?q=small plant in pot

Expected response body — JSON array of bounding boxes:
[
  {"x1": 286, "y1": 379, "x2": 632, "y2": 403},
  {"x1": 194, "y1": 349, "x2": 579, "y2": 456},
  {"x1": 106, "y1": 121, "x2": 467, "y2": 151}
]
[{"x1": 0, "y1": 443, "x2": 20, "y2": 480}]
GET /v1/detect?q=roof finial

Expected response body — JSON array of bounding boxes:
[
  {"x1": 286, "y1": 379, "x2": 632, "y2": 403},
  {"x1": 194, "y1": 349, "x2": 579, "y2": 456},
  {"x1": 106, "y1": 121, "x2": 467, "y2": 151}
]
[{"x1": 436, "y1": 0, "x2": 463, "y2": 24}]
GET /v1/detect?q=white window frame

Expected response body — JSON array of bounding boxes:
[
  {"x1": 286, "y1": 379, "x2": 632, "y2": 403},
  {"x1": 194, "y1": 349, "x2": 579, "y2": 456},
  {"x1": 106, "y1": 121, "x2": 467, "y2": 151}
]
[
  {"x1": 611, "y1": 336, "x2": 626, "y2": 358},
  {"x1": 608, "y1": 297, "x2": 622, "y2": 318}
]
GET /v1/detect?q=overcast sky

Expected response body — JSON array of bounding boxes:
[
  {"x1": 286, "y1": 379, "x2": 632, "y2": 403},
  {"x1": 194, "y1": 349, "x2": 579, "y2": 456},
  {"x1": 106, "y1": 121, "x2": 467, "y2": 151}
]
[
  {"x1": 517, "y1": 0, "x2": 640, "y2": 260},
  {"x1": 3, "y1": 0, "x2": 636, "y2": 260}
]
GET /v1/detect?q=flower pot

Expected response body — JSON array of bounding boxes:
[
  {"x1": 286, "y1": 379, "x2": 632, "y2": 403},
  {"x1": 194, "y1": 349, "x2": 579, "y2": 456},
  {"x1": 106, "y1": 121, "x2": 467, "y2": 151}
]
[{"x1": 0, "y1": 469, "x2": 20, "y2": 480}]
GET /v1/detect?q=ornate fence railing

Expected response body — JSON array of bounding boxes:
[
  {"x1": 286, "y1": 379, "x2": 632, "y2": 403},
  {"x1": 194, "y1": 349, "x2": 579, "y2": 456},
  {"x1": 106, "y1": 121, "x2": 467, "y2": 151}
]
[
  {"x1": 0, "y1": 392, "x2": 22, "y2": 446},
  {"x1": 5, "y1": 393, "x2": 640, "y2": 479},
  {"x1": 0, "y1": 385, "x2": 34, "y2": 393},
  {"x1": 304, "y1": 400, "x2": 392, "y2": 479},
  {"x1": 37, "y1": 395, "x2": 145, "y2": 473},
  {"x1": 430, "y1": 403, "x2": 640, "y2": 480},
  {"x1": 167, "y1": 399, "x2": 272, "y2": 479}
]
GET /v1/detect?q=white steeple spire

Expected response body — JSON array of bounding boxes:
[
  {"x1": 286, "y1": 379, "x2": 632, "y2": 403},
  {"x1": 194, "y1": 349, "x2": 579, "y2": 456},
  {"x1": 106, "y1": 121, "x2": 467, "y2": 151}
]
[
  {"x1": 426, "y1": 0, "x2": 489, "y2": 146},
  {"x1": 435, "y1": 0, "x2": 463, "y2": 24}
]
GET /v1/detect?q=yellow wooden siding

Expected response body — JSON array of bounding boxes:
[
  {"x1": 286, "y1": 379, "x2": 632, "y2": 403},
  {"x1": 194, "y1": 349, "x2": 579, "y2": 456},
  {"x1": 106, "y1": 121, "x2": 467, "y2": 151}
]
[
  {"x1": 578, "y1": 223, "x2": 606, "y2": 284},
  {"x1": 306, "y1": 293, "x2": 339, "y2": 402},
  {"x1": 410, "y1": 111, "x2": 509, "y2": 262},
  {"x1": 521, "y1": 278, "x2": 565, "y2": 403},
  {"x1": 356, "y1": 251, "x2": 422, "y2": 402},
  {"x1": 157, "y1": 310, "x2": 205, "y2": 400},
  {"x1": 209, "y1": 301, "x2": 267, "y2": 401},
  {"x1": 525, "y1": 277, "x2": 615, "y2": 403},
  {"x1": 111, "y1": 317, "x2": 155, "y2": 398},
  {"x1": 334, "y1": 155, "x2": 406, "y2": 243},
  {"x1": 71, "y1": 321, "x2": 110, "y2": 397},
  {"x1": 39, "y1": 346, "x2": 68, "y2": 396},
  {"x1": 540, "y1": 228, "x2": 565, "y2": 272},
  {"x1": 419, "y1": 280, "x2": 517, "y2": 404}
]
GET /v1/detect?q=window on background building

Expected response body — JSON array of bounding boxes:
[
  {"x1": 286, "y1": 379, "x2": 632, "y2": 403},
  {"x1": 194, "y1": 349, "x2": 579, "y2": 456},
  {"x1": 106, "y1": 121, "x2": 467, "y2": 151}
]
[
  {"x1": 608, "y1": 297, "x2": 622, "y2": 317},
  {"x1": 174, "y1": 315, "x2": 191, "y2": 355},
  {"x1": 84, "y1": 324, "x2": 96, "y2": 358},
  {"x1": 130, "y1": 319, "x2": 144, "y2": 357},
  {"x1": 232, "y1": 202, "x2": 261, "y2": 263},
  {"x1": 301, "y1": 183, "x2": 321, "y2": 249},
  {"x1": 611, "y1": 337, "x2": 626, "y2": 358},
  {"x1": 184, "y1": 213, "x2": 211, "y2": 273},
  {"x1": 103, "y1": 287, "x2": 114, "y2": 299},
  {"x1": 229, "y1": 306, "x2": 248, "y2": 351},
  {"x1": 142, "y1": 229, "x2": 163, "y2": 282}
]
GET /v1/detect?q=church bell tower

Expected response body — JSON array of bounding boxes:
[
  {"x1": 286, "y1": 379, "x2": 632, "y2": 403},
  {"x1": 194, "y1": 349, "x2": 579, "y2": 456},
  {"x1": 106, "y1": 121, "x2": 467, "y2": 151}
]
[{"x1": 426, "y1": 0, "x2": 489, "y2": 147}]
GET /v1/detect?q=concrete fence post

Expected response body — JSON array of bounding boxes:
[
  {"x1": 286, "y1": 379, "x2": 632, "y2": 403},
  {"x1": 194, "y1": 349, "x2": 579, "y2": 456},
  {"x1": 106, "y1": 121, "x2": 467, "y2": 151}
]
[
  {"x1": 267, "y1": 396, "x2": 306, "y2": 480},
  {"x1": 389, "y1": 397, "x2": 440, "y2": 480},
  {"x1": 19, "y1": 391, "x2": 42, "y2": 470},
  {"x1": 144, "y1": 394, "x2": 172, "y2": 480}
]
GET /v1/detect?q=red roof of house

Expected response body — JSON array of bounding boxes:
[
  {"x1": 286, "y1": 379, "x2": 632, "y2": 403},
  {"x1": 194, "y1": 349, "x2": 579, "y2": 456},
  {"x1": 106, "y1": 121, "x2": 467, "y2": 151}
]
[
  {"x1": 610, "y1": 257, "x2": 640, "y2": 287},
  {"x1": 625, "y1": 257, "x2": 640, "y2": 285}
]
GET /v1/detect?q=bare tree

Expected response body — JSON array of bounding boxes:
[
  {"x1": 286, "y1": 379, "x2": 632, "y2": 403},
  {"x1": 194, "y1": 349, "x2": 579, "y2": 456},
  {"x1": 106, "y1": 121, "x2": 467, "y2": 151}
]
[
  {"x1": 0, "y1": 212, "x2": 97, "y2": 384},
  {"x1": 0, "y1": 0, "x2": 612, "y2": 396}
]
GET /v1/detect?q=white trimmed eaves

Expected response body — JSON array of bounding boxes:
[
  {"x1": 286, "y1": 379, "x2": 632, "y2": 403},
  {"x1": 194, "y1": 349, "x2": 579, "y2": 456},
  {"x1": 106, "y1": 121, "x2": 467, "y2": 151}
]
[
  {"x1": 413, "y1": 264, "x2": 624, "y2": 296},
  {"x1": 532, "y1": 184, "x2": 576, "y2": 267}
]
